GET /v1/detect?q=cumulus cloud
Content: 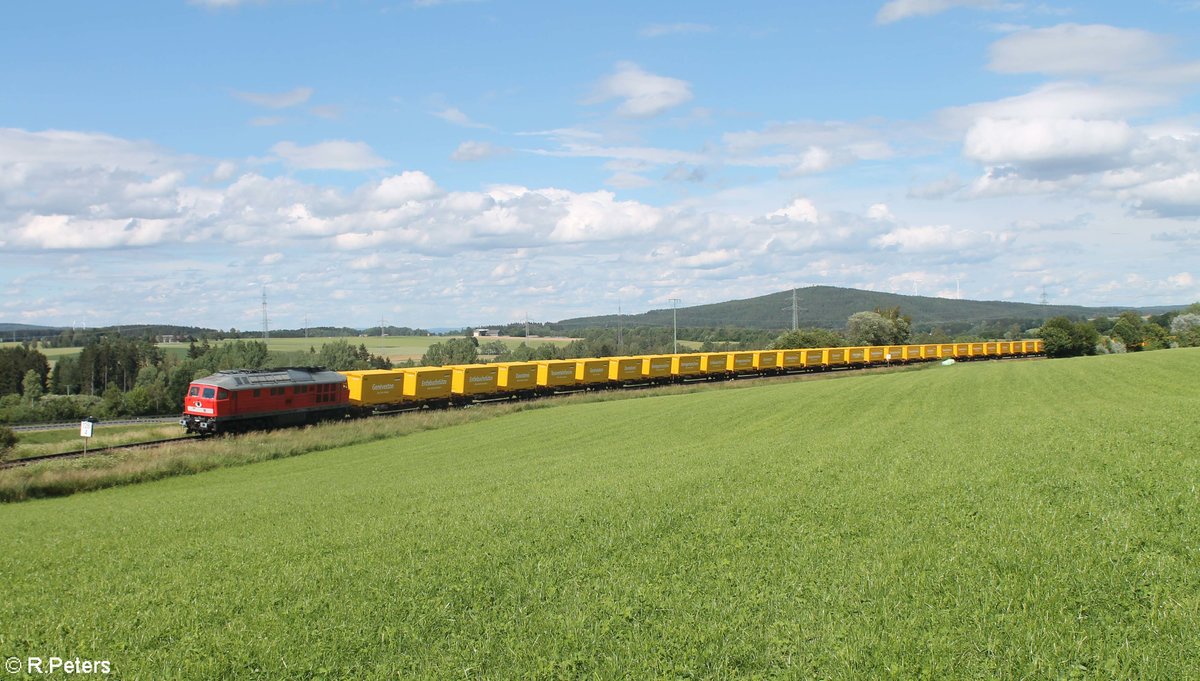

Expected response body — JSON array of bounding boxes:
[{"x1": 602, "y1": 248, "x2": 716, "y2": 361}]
[
  {"x1": 588, "y1": 62, "x2": 693, "y2": 118},
  {"x1": 368, "y1": 171, "x2": 441, "y2": 206},
  {"x1": 271, "y1": 140, "x2": 389, "y2": 170},
  {"x1": 233, "y1": 87, "x2": 314, "y2": 109},
  {"x1": 963, "y1": 118, "x2": 1136, "y2": 174}
]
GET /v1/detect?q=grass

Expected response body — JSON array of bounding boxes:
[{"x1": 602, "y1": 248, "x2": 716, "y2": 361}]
[
  {"x1": 7, "y1": 422, "x2": 179, "y2": 460},
  {"x1": 0, "y1": 350, "x2": 1197, "y2": 678},
  {"x1": 4, "y1": 335, "x2": 578, "y2": 365}
]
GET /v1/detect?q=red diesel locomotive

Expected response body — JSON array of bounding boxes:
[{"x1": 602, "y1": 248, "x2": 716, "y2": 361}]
[{"x1": 180, "y1": 367, "x2": 349, "y2": 435}]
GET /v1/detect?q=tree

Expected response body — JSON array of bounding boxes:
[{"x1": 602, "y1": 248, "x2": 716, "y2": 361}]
[
  {"x1": 1110, "y1": 312, "x2": 1147, "y2": 351},
  {"x1": 847, "y1": 311, "x2": 904, "y2": 346},
  {"x1": 772, "y1": 328, "x2": 845, "y2": 349},
  {"x1": 1039, "y1": 317, "x2": 1099, "y2": 358},
  {"x1": 421, "y1": 338, "x2": 478, "y2": 366},
  {"x1": 21, "y1": 369, "x2": 44, "y2": 403},
  {"x1": 1171, "y1": 313, "x2": 1200, "y2": 347}
]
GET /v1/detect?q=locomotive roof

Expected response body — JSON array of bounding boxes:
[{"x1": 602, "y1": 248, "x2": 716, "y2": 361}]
[{"x1": 191, "y1": 367, "x2": 346, "y2": 389}]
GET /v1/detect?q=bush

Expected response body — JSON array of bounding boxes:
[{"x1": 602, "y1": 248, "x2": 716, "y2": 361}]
[{"x1": 0, "y1": 426, "x2": 16, "y2": 460}]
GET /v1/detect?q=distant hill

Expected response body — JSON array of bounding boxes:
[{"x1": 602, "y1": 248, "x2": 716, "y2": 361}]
[{"x1": 555, "y1": 286, "x2": 1173, "y2": 332}]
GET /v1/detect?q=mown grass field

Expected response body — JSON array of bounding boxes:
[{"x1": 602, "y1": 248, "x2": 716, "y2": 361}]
[{"x1": 1, "y1": 350, "x2": 1197, "y2": 678}]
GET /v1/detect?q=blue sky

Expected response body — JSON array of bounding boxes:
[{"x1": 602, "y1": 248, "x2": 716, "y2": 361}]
[{"x1": 3, "y1": 0, "x2": 1199, "y2": 330}]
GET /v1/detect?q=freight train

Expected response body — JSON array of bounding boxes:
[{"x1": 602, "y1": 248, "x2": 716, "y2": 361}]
[{"x1": 180, "y1": 340, "x2": 1044, "y2": 435}]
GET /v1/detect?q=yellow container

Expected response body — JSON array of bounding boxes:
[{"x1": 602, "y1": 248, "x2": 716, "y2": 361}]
[
  {"x1": 495, "y1": 362, "x2": 537, "y2": 391},
  {"x1": 778, "y1": 349, "x2": 803, "y2": 369},
  {"x1": 671, "y1": 354, "x2": 703, "y2": 377},
  {"x1": 954, "y1": 343, "x2": 971, "y2": 358},
  {"x1": 343, "y1": 369, "x2": 406, "y2": 407},
  {"x1": 1032, "y1": 340, "x2": 1045, "y2": 353},
  {"x1": 984, "y1": 342, "x2": 999, "y2": 356},
  {"x1": 999, "y1": 341, "x2": 1013, "y2": 355},
  {"x1": 638, "y1": 355, "x2": 672, "y2": 379},
  {"x1": 969, "y1": 343, "x2": 986, "y2": 357},
  {"x1": 448, "y1": 364, "x2": 499, "y2": 395},
  {"x1": 866, "y1": 346, "x2": 886, "y2": 364},
  {"x1": 608, "y1": 357, "x2": 643, "y2": 382},
  {"x1": 575, "y1": 358, "x2": 610, "y2": 385},
  {"x1": 848, "y1": 347, "x2": 867, "y2": 364},
  {"x1": 887, "y1": 346, "x2": 909, "y2": 362},
  {"x1": 728, "y1": 352, "x2": 755, "y2": 373},
  {"x1": 700, "y1": 353, "x2": 729, "y2": 374},
  {"x1": 753, "y1": 351, "x2": 778, "y2": 370},
  {"x1": 403, "y1": 367, "x2": 452, "y2": 400},
  {"x1": 827, "y1": 348, "x2": 848, "y2": 367},
  {"x1": 803, "y1": 349, "x2": 827, "y2": 367},
  {"x1": 536, "y1": 360, "x2": 577, "y2": 387},
  {"x1": 920, "y1": 344, "x2": 939, "y2": 359}
]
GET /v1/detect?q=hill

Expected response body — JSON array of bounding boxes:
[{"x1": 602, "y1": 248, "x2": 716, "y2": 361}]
[
  {"x1": 554, "y1": 285, "x2": 1169, "y2": 331},
  {"x1": 2, "y1": 349, "x2": 1198, "y2": 676}
]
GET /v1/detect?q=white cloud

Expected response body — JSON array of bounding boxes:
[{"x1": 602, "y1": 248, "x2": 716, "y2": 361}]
[
  {"x1": 368, "y1": 171, "x2": 441, "y2": 206},
  {"x1": 767, "y1": 198, "x2": 819, "y2": 223},
  {"x1": 271, "y1": 140, "x2": 389, "y2": 171},
  {"x1": 451, "y1": 141, "x2": 510, "y2": 161},
  {"x1": 963, "y1": 117, "x2": 1135, "y2": 172},
  {"x1": 260, "y1": 252, "x2": 284, "y2": 265},
  {"x1": 233, "y1": 87, "x2": 314, "y2": 109},
  {"x1": 876, "y1": 0, "x2": 1004, "y2": 25},
  {"x1": 588, "y1": 62, "x2": 693, "y2": 118},
  {"x1": 639, "y1": 23, "x2": 712, "y2": 38},
  {"x1": 988, "y1": 24, "x2": 1166, "y2": 76},
  {"x1": 1126, "y1": 171, "x2": 1200, "y2": 218},
  {"x1": 432, "y1": 107, "x2": 491, "y2": 129}
]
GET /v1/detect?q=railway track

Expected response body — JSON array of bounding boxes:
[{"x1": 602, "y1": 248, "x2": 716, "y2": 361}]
[
  {"x1": 10, "y1": 416, "x2": 181, "y2": 432},
  {"x1": 1, "y1": 436, "x2": 199, "y2": 470}
]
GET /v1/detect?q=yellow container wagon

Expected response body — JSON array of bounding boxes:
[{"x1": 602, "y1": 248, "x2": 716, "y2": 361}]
[
  {"x1": 728, "y1": 352, "x2": 755, "y2": 374},
  {"x1": 536, "y1": 361, "x2": 577, "y2": 389},
  {"x1": 608, "y1": 357, "x2": 644, "y2": 383},
  {"x1": 778, "y1": 349, "x2": 803, "y2": 370},
  {"x1": 639, "y1": 355, "x2": 673, "y2": 382},
  {"x1": 700, "y1": 353, "x2": 728, "y2": 375},
  {"x1": 970, "y1": 343, "x2": 986, "y2": 358},
  {"x1": 343, "y1": 369, "x2": 407, "y2": 411},
  {"x1": 984, "y1": 342, "x2": 1000, "y2": 357},
  {"x1": 671, "y1": 354, "x2": 703, "y2": 378},
  {"x1": 403, "y1": 367, "x2": 452, "y2": 402},
  {"x1": 753, "y1": 351, "x2": 778, "y2": 371},
  {"x1": 575, "y1": 358, "x2": 610, "y2": 386},
  {"x1": 920, "y1": 344, "x2": 940, "y2": 360},
  {"x1": 448, "y1": 364, "x2": 499, "y2": 397},
  {"x1": 803, "y1": 348, "x2": 827, "y2": 368},
  {"x1": 867, "y1": 346, "x2": 886, "y2": 364},
  {"x1": 847, "y1": 347, "x2": 868, "y2": 365},
  {"x1": 494, "y1": 362, "x2": 537, "y2": 392},
  {"x1": 827, "y1": 348, "x2": 848, "y2": 367}
]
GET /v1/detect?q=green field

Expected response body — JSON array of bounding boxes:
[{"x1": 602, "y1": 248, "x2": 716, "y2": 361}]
[
  {"x1": 1, "y1": 351, "x2": 1197, "y2": 677},
  {"x1": 6, "y1": 334, "x2": 577, "y2": 365}
]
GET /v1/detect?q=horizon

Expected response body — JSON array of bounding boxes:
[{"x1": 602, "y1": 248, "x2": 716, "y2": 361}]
[
  {"x1": 0, "y1": 284, "x2": 1180, "y2": 334},
  {"x1": 3, "y1": 1, "x2": 1199, "y2": 329}
]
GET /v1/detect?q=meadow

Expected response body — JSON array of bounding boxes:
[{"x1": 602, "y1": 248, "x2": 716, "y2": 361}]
[{"x1": 0, "y1": 350, "x2": 1197, "y2": 677}]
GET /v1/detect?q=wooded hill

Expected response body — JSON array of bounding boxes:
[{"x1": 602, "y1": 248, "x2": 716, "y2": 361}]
[{"x1": 553, "y1": 286, "x2": 1177, "y2": 332}]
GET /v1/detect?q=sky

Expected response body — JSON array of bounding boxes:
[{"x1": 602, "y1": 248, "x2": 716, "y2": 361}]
[{"x1": 2, "y1": 0, "x2": 1200, "y2": 331}]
